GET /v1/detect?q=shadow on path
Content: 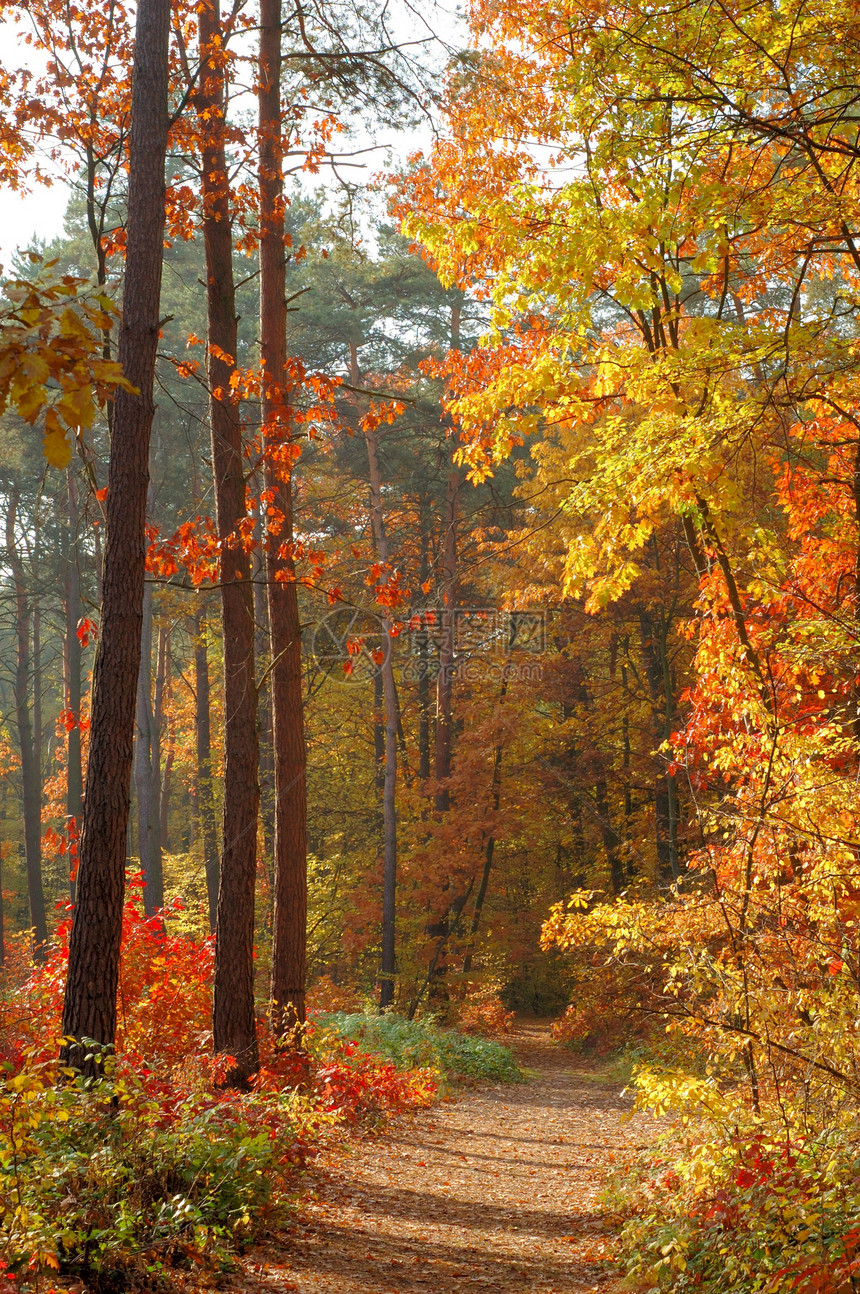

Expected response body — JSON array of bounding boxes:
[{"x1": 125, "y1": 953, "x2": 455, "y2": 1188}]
[{"x1": 240, "y1": 1022, "x2": 653, "y2": 1294}]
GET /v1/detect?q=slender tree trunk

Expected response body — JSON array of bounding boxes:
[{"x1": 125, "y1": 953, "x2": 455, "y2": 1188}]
[
  {"x1": 198, "y1": 0, "x2": 260, "y2": 1082},
  {"x1": 5, "y1": 492, "x2": 48, "y2": 958},
  {"x1": 259, "y1": 0, "x2": 308, "y2": 1041},
  {"x1": 425, "y1": 470, "x2": 459, "y2": 999},
  {"x1": 92, "y1": 518, "x2": 104, "y2": 607},
  {"x1": 417, "y1": 498, "x2": 432, "y2": 781},
  {"x1": 160, "y1": 702, "x2": 175, "y2": 854},
  {"x1": 61, "y1": 0, "x2": 171, "y2": 1072},
  {"x1": 152, "y1": 623, "x2": 168, "y2": 857},
  {"x1": 373, "y1": 669, "x2": 385, "y2": 792},
  {"x1": 32, "y1": 597, "x2": 41, "y2": 803},
  {"x1": 0, "y1": 832, "x2": 4, "y2": 968},
  {"x1": 191, "y1": 614, "x2": 220, "y2": 933},
  {"x1": 463, "y1": 670, "x2": 508, "y2": 974},
  {"x1": 364, "y1": 429, "x2": 398, "y2": 1009},
  {"x1": 134, "y1": 580, "x2": 164, "y2": 913},
  {"x1": 638, "y1": 607, "x2": 680, "y2": 883},
  {"x1": 253, "y1": 512, "x2": 275, "y2": 879},
  {"x1": 434, "y1": 470, "x2": 459, "y2": 812},
  {"x1": 594, "y1": 775, "x2": 624, "y2": 894},
  {"x1": 65, "y1": 468, "x2": 84, "y2": 902},
  {"x1": 620, "y1": 654, "x2": 635, "y2": 881}
]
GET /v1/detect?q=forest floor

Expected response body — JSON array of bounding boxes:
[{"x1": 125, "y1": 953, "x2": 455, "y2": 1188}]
[{"x1": 236, "y1": 1023, "x2": 654, "y2": 1294}]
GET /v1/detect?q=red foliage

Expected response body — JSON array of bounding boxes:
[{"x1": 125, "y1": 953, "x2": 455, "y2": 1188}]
[{"x1": 0, "y1": 882, "x2": 437, "y2": 1125}]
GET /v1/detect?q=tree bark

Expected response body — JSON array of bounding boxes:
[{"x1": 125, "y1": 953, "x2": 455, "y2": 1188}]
[
  {"x1": 64, "y1": 467, "x2": 84, "y2": 902},
  {"x1": 638, "y1": 606, "x2": 680, "y2": 882},
  {"x1": 365, "y1": 428, "x2": 398, "y2": 1009},
  {"x1": 61, "y1": 0, "x2": 171, "y2": 1072},
  {"x1": 0, "y1": 830, "x2": 4, "y2": 968},
  {"x1": 191, "y1": 613, "x2": 220, "y2": 933},
  {"x1": 253, "y1": 511, "x2": 275, "y2": 879},
  {"x1": 152, "y1": 623, "x2": 169, "y2": 854},
  {"x1": 417, "y1": 496, "x2": 432, "y2": 781},
  {"x1": 5, "y1": 491, "x2": 48, "y2": 958},
  {"x1": 198, "y1": 0, "x2": 260, "y2": 1083},
  {"x1": 259, "y1": 0, "x2": 308, "y2": 1042},
  {"x1": 594, "y1": 775, "x2": 625, "y2": 895},
  {"x1": 463, "y1": 669, "x2": 508, "y2": 974},
  {"x1": 134, "y1": 579, "x2": 164, "y2": 914},
  {"x1": 434, "y1": 470, "x2": 459, "y2": 812}
]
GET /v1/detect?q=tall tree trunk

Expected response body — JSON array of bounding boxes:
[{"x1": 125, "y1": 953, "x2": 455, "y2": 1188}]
[
  {"x1": 199, "y1": 0, "x2": 260, "y2": 1082},
  {"x1": 434, "y1": 470, "x2": 459, "y2": 812},
  {"x1": 463, "y1": 670, "x2": 508, "y2": 974},
  {"x1": 259, "y1": 0, "x2": 308, "y2": 1041},
  {"x1": 253, "y1": 511, "x2": 275, "y2": 880},
  {"x1": 364, "y1": 428, "x2": 398, "y2": 1009},
  {"x1": 65, "y1": 467, "x2": 84, "y2": 902},
  {"x1": 191, "y1": 613, "x2": 220, "y2": 933},
  {"x1": 373, "y1": 669, "x2": 385, "y2": 793},
  {"x1": 152, "y1": 622, "x2": 168, "y2": 855},
  {"x1": 61, "y1": 0, "x2": 171, "y2": 1073},
  {"x1": 594, "y1": 775, "x2": 624, "y2": 894},
  {"x1": 417, "y1": 497, "x2": 432, "y2": 781},
  {"x1": 0, "y1": 830, "x2": 5, "y2": 968},
  {"x1": 134, "y1": 580, "x2": 164, "y2": 914},
  {"x1": 32, "y1": 596, "x2": 41, "y2": 806},
  {"x1": 425, "y1": 469, "x2": 459, "y2": 999},
  {"x1": 5, "y1": 492, "x2": 47, "y2": 958},
  {"x1": 620, "y1": 649, "x2": 634, "y2": 881},
  {"x1": 638, "y1": 606, "x2": 680, "y2": 883},
  {"x1": 160, "y1": 692, "x2": 175, "y2": 854}
]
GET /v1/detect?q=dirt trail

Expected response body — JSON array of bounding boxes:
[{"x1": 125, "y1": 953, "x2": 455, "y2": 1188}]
[{"x1": 243, "y1": 1025, "x2": 651, "y2": 1294}]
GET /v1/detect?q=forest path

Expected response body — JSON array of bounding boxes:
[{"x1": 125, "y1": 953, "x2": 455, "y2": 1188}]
[{"x1": 241, "y1": 1024, "x2": 651, "y2": 1294}]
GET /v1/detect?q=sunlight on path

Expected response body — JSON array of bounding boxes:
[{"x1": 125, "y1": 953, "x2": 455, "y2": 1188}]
[{"x1": 241, "y1": 1024, "x2": 651, "y2": 1294}]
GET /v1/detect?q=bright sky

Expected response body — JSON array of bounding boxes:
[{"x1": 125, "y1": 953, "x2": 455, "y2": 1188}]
[
  {"x1": 0, "y1": 19, "x2": 68, "y2": 269},
  {"x1": 0, "y1": 2, "x2": 463, "y2": 272}
]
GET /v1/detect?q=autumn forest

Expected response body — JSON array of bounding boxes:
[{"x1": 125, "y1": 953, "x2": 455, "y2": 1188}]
[{"x1": 0, "y1": 0, "x2": 858, "y2": 1289}]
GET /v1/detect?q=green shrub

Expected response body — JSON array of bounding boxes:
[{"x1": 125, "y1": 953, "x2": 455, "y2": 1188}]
[
  {"x1": 614, "y1": 1095, "x2": 860, "y2": 1292},
  {"x1": 315, "y1": 1011, "x2": 522, "y2": 1083},
  {"x1": 1, "y1": 1057, "x2": 314, "y2": 1291}
]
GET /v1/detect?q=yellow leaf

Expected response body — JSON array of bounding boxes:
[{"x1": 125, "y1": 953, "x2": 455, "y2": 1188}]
[{"x1": 43, "y1": 423, "x2": 73, "y2": 469}]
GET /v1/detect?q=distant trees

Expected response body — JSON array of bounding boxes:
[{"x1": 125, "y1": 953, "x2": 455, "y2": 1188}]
[{"x1": 0, "y1": 0, "x2": 754, "y2": 1063}]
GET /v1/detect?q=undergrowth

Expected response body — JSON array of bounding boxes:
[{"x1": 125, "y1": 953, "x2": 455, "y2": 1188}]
[
  {"x1": 316, "y1": 1010, "x2": 522, "y2": 1083},
  {"x1": 0, "y1": 893, "x2": 440, "y2": 1293}
]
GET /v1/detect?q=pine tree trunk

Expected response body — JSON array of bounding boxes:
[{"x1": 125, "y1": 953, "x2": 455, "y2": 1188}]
[
  {"x1": 417, "y1": 498, "x2": 432, "y2": 781},
  {"x1": 463, "y1": 670, "x2": 508, "y2": 973},
  {"x1": 32, "y1": 596, "x2": 42, "y2": 809},
  {"x1": 159, "y1": 691, "x2": 175, "y2": 855},
  {"x1": 253, "y1": 512, "x2": 275, "y2": 882},
  {"x1": 364, "y1": 429, "x2": 398, "y2": 1009},
  {"x1": 0, "y1": 832, "x2": 5, "y2": 968},
  {"x1": 426, "y1": 470, "x2": 459, "y2": 1000},
  {"x1": 434, "y1": 470, "x2": 459, "y2": 813},
  {"x1": 199, "y1": 0, "x2": 260, "y2": 1083},
  {"x1": 373, "y1": 670, "x2": 385, "y2": 793},
  {"x1": 5, "y1": 491, "x2": 48, "y2": 958},
  {"x1": 65, "y1": 467, "x2": 84, "y2": 903},
  {"x1": 191, "y1": 614, "x2": 220, "y2": 933},
  {"x1": 134, "y1": 579, "x2": 164, "y2": 914},
  {"x1": 61, "y1": 0, "x2": 171, "y2": 1073},
  {"x1": 151, "y1": 623, "x2": 168, "y2": 859},
  {"x1": 259, "y1": 0, "x2": 308, "y2": 1040}
]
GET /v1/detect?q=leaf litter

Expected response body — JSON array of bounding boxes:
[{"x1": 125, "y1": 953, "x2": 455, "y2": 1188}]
[{"x1": 234, "y1": 1024, "x2": 653, "y2": 1294}]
